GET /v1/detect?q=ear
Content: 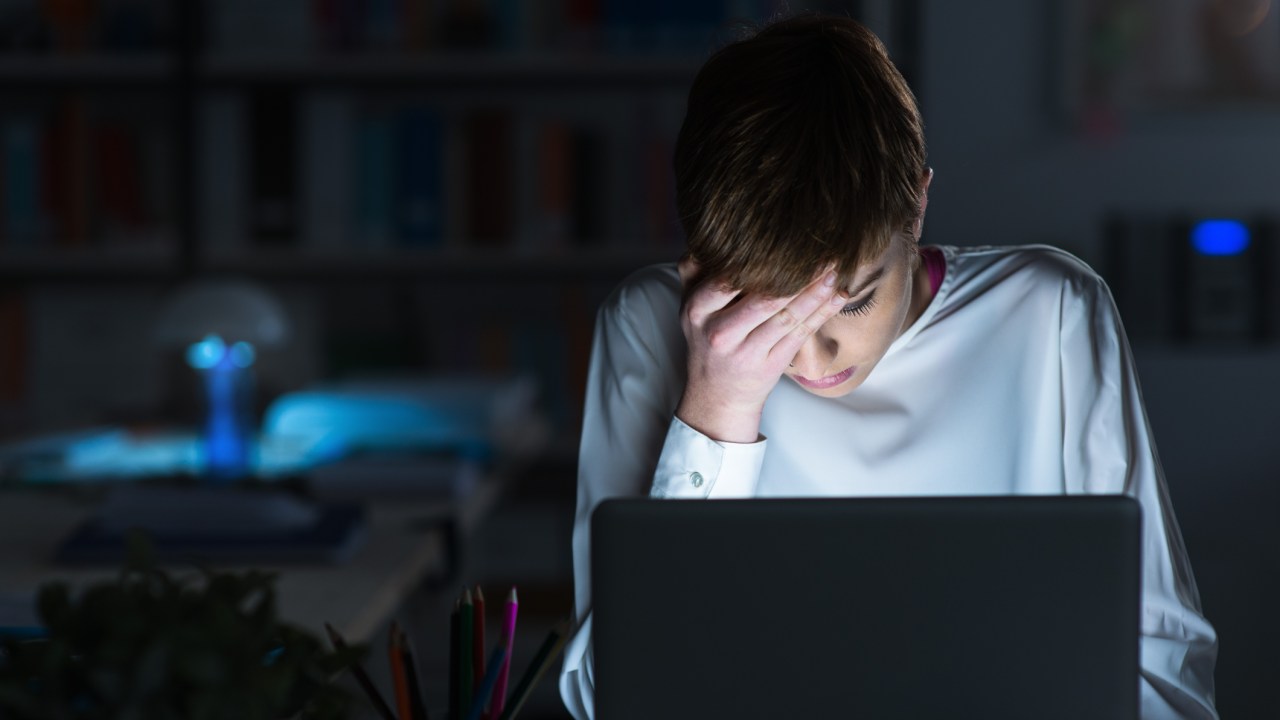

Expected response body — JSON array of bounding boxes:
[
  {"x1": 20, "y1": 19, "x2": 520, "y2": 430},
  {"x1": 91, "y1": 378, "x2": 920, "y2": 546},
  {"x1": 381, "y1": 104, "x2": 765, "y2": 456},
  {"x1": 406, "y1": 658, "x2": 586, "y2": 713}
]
[
  {"x1": 677, "y1": 252, "x2": 703, "y2": 289},
  {"x1": 912, "y1": 167, "x2": 933, "y2": 239}
]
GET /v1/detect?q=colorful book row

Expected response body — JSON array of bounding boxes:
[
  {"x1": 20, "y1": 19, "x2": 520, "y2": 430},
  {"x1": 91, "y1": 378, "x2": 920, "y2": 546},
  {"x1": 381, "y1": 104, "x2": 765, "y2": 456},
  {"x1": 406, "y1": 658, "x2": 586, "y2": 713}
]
[
  {"x1": 0, "y1": 0, "x2": 171, "y2": 55},
  {"x1": 1, "y1": 98, "x2": 172, "y2": 252},
  {"x1": 203, "y1": 92, "x2": 683, "y2": 254},
  {"x1": 209, "y1": 0, "x2": 836, "y2": 56}
]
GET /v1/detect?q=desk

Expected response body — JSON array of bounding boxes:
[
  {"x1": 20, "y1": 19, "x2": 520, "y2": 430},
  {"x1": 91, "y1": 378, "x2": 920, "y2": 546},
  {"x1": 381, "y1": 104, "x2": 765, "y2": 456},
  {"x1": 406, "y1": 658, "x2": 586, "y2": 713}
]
[{"x1": 0, "y1": 476, "x2": 503, "y2": 644}]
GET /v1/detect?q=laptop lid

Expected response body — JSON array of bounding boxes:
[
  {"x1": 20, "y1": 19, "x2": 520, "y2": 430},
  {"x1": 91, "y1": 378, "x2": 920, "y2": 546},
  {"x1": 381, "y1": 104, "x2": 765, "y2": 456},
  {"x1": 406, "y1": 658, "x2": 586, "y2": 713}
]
[{"x1": 591, "y1": 496, "x2": 1141, "y2": 720}]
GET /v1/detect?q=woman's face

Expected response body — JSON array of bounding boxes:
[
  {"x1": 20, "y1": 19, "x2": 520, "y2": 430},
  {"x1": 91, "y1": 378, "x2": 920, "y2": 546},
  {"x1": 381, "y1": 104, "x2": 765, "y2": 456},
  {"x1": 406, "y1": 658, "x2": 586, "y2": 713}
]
[{"x1": 784, "y1": 233, "x2": 931, "y2": 397}]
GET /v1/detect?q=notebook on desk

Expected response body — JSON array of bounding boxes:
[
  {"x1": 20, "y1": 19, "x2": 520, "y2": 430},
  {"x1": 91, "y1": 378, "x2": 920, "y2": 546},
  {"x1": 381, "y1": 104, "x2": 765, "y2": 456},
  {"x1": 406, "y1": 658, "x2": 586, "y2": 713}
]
[{"x1": 591, "y1": 496, "x2": 1141, "y2": 720}]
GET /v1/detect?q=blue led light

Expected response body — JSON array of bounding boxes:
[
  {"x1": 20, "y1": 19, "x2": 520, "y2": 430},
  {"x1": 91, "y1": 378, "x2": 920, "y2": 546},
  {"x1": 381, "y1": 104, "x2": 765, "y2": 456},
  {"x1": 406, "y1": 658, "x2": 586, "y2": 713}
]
[
  {"x1": 186, "y1": 334, "x2": 227, "y2": 370},
  {"x1": 1192, "y1": 219, "x2": 1250, "y2": 256},
  {"x1": 230, "y1": 341, "x2": 256, "y2": 368}
]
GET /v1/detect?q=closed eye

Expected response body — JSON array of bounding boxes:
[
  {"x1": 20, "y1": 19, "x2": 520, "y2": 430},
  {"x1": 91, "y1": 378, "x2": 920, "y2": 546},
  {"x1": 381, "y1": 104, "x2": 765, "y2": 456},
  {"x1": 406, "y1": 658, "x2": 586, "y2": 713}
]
[{"x1": 839, "y1": 290, "x2": 878, "y2": 317}]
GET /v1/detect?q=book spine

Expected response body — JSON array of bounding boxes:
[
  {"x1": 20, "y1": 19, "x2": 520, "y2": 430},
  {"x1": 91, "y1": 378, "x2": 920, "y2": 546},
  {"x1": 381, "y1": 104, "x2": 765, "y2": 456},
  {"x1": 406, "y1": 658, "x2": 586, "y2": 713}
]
[
  {"x1": 569, "y1": 126, "x2": 602, "y2": 246},
  {"x1": 565, "y1": 0, "x2": 599, "y2": 52},
  {"x1": 364, "y1": 0, "x2": 400, "y2": 50},
  {"x1": 199, "y1": 94, "x2": 246, "y2": 258},
  {"x1": 396, "y1": 106, "x2": 444, "y2": 247},
  {"x1": 3, "y1": 119, "x2": 42, "y2": 247},
  {"x1": 93, "y1": 122, "x2": 146, "y2": 247},
  {"x1": 537, "y1": 120, "x2": 572, "y2": 251},
  {"x1": 464, "y1": 109, "x2": 512, "y2": 247},
  {"x1": 0, "y1": 290, "x2": 26, "y2": 414},
  {"x1": 42, "y1": 98, "x2": 92, "y2": 250},
  {"x1": 248, "y1": 90, "x2": 299, "y2": 247},
  {"x1": 302, "y1": 92, "x2": 354, "y2": 254},
  {"x1": 353, "y1": 104, "x2": 396, "y2": 250}
]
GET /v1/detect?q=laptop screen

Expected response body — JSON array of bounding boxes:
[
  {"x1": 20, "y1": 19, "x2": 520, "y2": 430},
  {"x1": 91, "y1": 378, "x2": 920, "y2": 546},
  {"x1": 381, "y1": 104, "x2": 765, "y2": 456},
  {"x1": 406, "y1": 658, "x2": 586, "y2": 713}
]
[{"x1": 592, "y1": 496, "x2": 1140, "y2": 720}]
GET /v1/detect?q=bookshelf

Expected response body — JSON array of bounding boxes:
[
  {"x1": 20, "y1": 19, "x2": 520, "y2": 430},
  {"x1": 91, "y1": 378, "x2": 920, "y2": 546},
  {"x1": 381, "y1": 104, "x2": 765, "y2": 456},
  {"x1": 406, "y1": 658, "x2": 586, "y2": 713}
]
[{"x1": 0, "y1": 0, "x2": 877, "y2": 439}]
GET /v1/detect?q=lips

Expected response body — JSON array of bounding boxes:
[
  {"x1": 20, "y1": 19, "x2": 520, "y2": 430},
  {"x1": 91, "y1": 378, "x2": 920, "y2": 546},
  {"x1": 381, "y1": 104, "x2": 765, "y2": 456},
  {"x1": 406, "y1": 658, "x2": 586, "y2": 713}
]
[{"x1": 793, "y1": 366, "x2": 855, "y2": 390}]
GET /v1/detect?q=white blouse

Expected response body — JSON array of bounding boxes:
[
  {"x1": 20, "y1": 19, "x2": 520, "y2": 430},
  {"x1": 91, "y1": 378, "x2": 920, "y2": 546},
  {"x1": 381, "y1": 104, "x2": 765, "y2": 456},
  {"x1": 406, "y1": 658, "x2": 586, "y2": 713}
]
[{"x1": 559, "y1": 244, "x2": 1218, "y2": 719}]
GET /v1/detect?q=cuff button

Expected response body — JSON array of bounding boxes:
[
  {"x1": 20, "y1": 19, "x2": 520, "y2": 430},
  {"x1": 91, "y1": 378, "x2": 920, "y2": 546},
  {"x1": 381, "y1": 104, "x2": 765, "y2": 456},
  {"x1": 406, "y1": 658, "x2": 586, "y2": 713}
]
[{"x1": 690, "y1": 471, "x2": 704, "y2": 488}]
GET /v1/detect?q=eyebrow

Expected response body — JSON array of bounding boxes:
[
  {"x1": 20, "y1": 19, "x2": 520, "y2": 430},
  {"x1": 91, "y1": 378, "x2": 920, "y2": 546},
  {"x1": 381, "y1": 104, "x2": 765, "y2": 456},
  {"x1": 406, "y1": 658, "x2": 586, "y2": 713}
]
[{"x1": 845, "y1": 266, "x2": 885, "y2": 299}]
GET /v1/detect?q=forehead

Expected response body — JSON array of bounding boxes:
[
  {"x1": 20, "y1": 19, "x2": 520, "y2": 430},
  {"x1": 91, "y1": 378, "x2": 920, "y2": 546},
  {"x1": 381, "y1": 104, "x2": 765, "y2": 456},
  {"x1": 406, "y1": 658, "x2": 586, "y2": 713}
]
[{"x1": 840, "y1": 234, "x2": 903, "y2": 292}]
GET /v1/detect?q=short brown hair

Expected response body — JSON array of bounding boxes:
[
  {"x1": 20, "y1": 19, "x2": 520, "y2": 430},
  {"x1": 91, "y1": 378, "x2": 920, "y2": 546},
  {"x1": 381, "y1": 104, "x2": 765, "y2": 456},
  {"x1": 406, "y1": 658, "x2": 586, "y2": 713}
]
[{"x1": 675, "y1": 13, "x2": 926, "y2": 296}]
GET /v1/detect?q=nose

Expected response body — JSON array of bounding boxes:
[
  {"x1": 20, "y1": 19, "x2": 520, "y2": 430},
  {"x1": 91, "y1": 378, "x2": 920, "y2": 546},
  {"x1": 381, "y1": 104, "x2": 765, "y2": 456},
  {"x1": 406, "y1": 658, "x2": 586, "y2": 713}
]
[{"x1": 789, "y1": 330, "x2": 838, "y2": 378}]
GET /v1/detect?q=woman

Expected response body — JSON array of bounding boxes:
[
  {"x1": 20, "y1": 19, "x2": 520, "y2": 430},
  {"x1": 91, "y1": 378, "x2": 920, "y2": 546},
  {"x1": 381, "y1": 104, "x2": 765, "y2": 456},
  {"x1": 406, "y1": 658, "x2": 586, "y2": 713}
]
[{"x1": 559, "y1": 13, "x2": 1218, "y2": 719}]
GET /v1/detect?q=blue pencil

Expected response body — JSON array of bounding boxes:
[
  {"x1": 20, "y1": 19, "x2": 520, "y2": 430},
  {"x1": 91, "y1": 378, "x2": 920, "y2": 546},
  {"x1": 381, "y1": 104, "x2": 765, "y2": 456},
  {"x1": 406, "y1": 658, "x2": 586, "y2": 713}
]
[{"x1": 465, "y1": 641, "x2": 510, "y2": 720}]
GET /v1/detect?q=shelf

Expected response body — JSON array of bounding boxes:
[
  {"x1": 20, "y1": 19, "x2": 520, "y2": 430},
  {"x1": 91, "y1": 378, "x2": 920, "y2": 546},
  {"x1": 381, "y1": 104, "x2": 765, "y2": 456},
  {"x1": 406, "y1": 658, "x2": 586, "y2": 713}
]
[
  {"x1": 0, "y1": 250, "x2": 179, "y2": 283},
  {"x1": 199, "y1": 53, "x2": 703, "y2": 88},
  {"x1": 197, "y1": 247, "x2": 680, "y2": 281},
  {"x1": 0, "y1": 55, "x2": 176, "y2": 86}
]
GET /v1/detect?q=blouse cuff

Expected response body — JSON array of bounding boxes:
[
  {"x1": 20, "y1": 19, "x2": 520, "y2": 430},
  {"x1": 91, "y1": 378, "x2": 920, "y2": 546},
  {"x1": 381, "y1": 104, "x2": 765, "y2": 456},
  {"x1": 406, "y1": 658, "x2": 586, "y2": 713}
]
[{"x1": 649, "y1": 416, "x2": 766, "y2": 498}]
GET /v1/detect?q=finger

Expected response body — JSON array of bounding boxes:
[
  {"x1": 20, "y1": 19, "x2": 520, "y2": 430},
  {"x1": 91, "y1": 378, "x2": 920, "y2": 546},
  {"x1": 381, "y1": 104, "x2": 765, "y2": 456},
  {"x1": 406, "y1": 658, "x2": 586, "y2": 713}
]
[
  {"x1": 767, "y1": 286, "x2": 849, "y2": 367},
  {"x1": 742, "y1": 268, "x2": 839, "y2": 351},
  {"x1": 683, "y1": 276, "x2": 741, "y2": 326}
]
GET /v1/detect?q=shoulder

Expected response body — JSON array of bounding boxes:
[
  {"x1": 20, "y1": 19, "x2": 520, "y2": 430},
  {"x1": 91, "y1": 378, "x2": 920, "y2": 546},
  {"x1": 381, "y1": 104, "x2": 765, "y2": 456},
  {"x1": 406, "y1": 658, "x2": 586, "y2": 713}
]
[
  {"x1": 596, "y1": 262, "x2": 683, "y2": 339},
  {"x1": 945, "y1": 244, "x2": 1106, "y2": 298},
  {"x1": 600, "y1": 262, "x2": 681, "y2": 317}
]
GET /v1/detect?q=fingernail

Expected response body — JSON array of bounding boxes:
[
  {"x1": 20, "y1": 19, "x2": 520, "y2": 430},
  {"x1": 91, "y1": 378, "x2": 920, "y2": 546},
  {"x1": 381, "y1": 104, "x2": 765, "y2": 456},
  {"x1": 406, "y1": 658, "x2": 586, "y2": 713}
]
[
  {"x1": 830, "y1": 292, "x2": 846, "y2": 305},
  {"x1": 823, "y1": 272, "x2": 836, "y2": 287}
]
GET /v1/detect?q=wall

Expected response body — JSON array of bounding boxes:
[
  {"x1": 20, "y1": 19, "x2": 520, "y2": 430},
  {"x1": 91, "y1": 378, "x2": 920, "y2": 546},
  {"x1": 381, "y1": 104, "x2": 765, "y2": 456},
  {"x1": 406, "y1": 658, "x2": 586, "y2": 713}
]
[{"x1": 920, "y1": 1, "x2": 1279, "y2": 714}]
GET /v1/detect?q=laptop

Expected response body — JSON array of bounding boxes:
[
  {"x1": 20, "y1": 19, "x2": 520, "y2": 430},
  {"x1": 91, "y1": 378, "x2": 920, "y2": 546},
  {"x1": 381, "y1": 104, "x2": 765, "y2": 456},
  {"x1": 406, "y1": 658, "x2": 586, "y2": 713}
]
[{"x1": 591, "y1": 496, "x2": 1141, "y2": 720}]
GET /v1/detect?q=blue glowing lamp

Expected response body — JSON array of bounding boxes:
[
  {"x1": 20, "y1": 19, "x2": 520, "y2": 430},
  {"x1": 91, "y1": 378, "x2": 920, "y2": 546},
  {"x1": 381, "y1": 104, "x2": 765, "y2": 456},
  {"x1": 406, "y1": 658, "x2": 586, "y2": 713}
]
[
  {"x1": 155, "y1": 279, "x2": 290, "y2": 482},
  {"x1": 1191, "y1": 219, "x2": 1250, "y2": 256}
]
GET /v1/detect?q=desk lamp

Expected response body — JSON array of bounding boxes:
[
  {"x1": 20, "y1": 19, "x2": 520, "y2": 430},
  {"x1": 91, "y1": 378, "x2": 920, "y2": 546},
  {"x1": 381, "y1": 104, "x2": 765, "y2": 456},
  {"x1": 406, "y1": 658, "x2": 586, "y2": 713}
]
[{"x1": 154, "y1": 279, "x2": 290, "y2": 481}]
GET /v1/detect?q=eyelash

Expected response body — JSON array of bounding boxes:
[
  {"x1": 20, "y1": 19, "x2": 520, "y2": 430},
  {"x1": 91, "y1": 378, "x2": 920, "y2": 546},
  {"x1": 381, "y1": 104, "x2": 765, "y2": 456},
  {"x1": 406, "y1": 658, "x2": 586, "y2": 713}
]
[{"x1": 839, "y1": 291, "x2": 878, "y2": 317}]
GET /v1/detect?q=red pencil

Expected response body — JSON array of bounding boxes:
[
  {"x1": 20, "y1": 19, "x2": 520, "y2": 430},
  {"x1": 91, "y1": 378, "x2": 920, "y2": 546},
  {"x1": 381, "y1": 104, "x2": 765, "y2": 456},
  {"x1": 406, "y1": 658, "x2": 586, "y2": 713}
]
[
  {"x1": 389, "y1": 621, "x2": 412, "y2": 720},
  {"x1": 473, "y1": 586, "x2": 486, "y2": 718},
  {"x1": 489, "y1": 587, "x2": 519, "y2": 719}
]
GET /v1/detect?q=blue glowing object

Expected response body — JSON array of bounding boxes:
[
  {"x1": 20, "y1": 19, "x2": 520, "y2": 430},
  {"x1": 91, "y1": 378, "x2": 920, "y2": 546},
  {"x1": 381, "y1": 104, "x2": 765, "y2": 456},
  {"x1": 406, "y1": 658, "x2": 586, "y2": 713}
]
[
  {"x1": 183, "y1": 334, "x2": 257, "y2": 481},
  {"x1": 186, "y1": 334, "x2": 226, "y2": 369},
  {"x1": 230, "y1": 341, "x2": 256, "y2": 368},
  {"x1": 1192, "y1": 219, "x2": 1250, "y2": 256},
  {"x1": 204, "y1": 351, "x2": 249, "y2": 480}
]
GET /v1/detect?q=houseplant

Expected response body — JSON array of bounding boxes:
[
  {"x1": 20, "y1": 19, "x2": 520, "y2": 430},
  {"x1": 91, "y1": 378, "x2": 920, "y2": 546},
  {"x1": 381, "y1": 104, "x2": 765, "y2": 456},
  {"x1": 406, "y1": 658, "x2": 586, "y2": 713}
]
[{"x1": 0, "y1": 533, "x2": 362, "y2": 719}]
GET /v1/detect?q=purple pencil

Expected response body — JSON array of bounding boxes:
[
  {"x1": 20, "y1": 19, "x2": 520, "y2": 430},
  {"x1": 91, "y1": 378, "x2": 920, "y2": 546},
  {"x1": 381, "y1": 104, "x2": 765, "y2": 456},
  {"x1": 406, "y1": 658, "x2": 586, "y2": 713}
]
[{"x1": 488, "y1": 587, "x2": 519, "y2": 719}]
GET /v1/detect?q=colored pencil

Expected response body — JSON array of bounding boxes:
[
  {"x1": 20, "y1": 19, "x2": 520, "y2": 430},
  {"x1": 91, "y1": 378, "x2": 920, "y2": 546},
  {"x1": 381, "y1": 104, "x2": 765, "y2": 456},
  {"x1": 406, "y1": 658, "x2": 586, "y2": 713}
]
[
  {"x1": 388, "y1": 621, "x2": 412, "y2": 720},
  {"x1": 465, "y1": 641, "x2": 509, "y2": 720},
  {"x1": 460, "y1": 587, "x2": 475, "y2": 717},
  {"x1": 472, "y1": 585, "x2": 486, "y2": 716},
  {"x1": 397, "y1": 624, "x2": 430, "y2": 720},
  {"x1": 495, "y1": 620, "x2": 571, "y2": 720},
  {"x1": 324, "y1": 622, "x2": 397, "y2": 720},
  {"x1": 449, "y1": 598, "x2": 461, "y2": 720},
  {"x1": 488, "y1": 587, "x2": 519, "y2": 719}
]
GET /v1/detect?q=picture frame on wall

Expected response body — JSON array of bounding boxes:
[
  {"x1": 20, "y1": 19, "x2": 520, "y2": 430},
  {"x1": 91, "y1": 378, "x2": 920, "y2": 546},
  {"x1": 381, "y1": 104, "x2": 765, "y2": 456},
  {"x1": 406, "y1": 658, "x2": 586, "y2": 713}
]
[{"x1": 1060, "y1": 0, "x2": 1280, "y2": 131}]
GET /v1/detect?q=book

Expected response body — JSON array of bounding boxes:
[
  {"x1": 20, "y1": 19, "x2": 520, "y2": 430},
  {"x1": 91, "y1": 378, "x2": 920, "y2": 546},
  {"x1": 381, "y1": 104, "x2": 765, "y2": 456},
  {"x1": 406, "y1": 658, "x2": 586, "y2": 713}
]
[
  {"x1": 396, "y1": 106, "x2": 444, "y2": 247},
  {"x1": 0, "y1": 292, "x2": 26, "y2": 411},
  {"x1": 536, "y1": 120, "x2": 572, "y2": 250},
  {"x1": 302, "y1": 92, "x2": 354, "y2": 254},
  {"x1": 248, "y1": 89, "x2": 299, "y2": 246},
  {"x1": 55, "y1": 498, "x2": 368, "y2": 565},
  {"x1": 92, "y1": 122, "x2": 147, "y2": 247},
  {"x1": 354, "y1": 104, "x2": 396, "y2": 250},
  {"x1": 569, "y1": 125, "x2": 603, "y2": 246},
  {"x1": 199, "y1": 93, "x2": 247, "y2": 258},
  {"x1": 306, "y1": 449, "x2": 481, "y2": 502},
  {"x1": 463, "y1": 109, "x2": 512, "y2": 246},
  {"x1": 42, "y1": 97, "x2": 91, "y2": 249},
  {"x1": 4, "y1": 116, "x2": 43, "y2": 247}
]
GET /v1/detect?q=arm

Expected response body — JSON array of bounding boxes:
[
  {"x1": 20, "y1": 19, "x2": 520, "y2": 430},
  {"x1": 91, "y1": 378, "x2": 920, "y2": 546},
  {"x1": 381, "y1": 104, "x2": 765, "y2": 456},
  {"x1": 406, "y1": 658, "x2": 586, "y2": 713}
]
[
  {"x1": 1061, "y1": 274, "x2": 1218, "y2": 719},
  {"x1": 559, "y1": 264, "x2": 845, "y2": 718}
]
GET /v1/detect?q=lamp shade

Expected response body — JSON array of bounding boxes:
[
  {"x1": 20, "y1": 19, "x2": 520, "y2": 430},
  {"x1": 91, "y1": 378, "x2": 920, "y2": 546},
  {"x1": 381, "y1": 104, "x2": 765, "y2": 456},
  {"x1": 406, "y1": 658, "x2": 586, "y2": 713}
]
[{"x1": 153, "y1": 278, "x2": 290, "y2": 348}]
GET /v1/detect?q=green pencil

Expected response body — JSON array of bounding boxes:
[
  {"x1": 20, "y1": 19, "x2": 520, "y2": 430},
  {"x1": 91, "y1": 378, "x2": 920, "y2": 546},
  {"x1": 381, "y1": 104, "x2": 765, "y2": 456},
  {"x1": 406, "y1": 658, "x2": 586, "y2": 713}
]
[
  {"x1": 496, "y1": 619, "x2": 571, "y2": 720},
  {"x1": 460, "y1": 587, "x2": 475, "y2": 717}
]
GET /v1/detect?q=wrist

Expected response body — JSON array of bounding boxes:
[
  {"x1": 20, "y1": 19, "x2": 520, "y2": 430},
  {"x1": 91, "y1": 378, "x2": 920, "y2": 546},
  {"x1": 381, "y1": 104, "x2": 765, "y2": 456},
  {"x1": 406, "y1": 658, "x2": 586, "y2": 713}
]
[{"x1": 675, "y1": 394, "x2": 763, "y2": 444}]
